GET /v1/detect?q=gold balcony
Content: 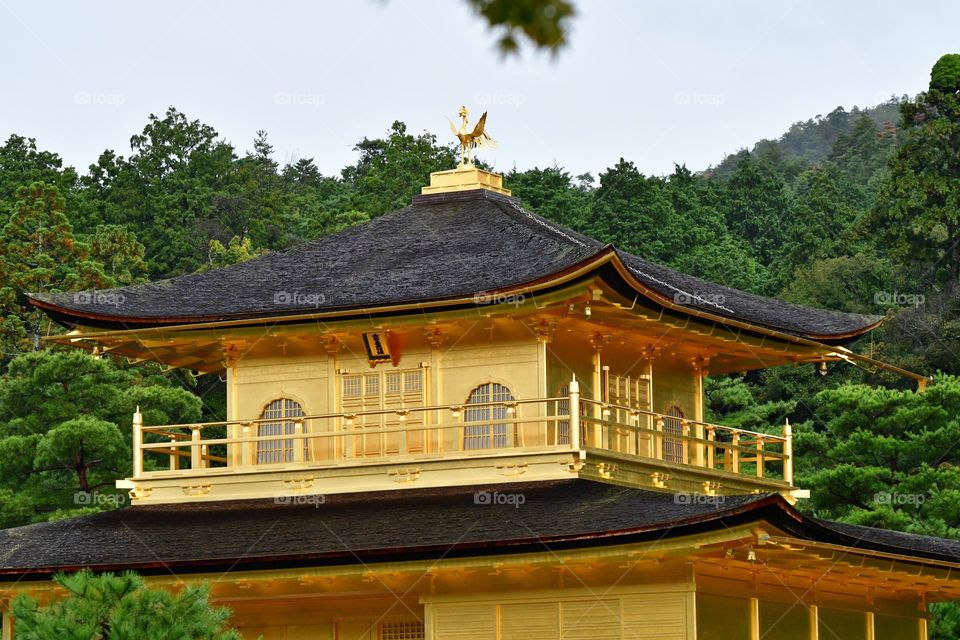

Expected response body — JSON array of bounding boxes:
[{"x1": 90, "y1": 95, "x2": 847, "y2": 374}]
[{"x1": 121, "y1": 381, "x2": 796, "y2": 504}]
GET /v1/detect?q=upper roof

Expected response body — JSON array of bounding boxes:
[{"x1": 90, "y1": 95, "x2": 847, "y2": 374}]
[
  {"x1": 0, "y1": 480, "x2": 956, "y2": 579},
  {"x1": 28, "y1": 189, "x2": 879, "y2": 342}
]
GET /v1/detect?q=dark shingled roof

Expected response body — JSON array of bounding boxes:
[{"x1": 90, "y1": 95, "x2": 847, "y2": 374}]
[
  {"x1": 0, "y1": 480, "x2": 957, "y2": 579},
  {"x1": 29, "y1": 189, "x2": 879, "y2": 340}
]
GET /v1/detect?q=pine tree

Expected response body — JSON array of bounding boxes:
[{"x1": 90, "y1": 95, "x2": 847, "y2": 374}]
[{"x1": 11, "y1": 570, "x2": 246, "y2": 640}]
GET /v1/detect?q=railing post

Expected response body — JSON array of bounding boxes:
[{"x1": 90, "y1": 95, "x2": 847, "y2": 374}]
[
  {"x1": 691, "y1": 422, "x2": 704, "y2": 467},
  {"x1": 655, "y1": 417, "x2": 664, "y2": 460},
  {"x1": 170, "y1": 437, "x2": 179, "y2": 471},
  {"x1": 190, "y1": 427, "x2": 201, "y2": 470},
  {"x1": 452, "y1": 407, "x2": 461, "y2": 452},
  {"x1": 399, "y1": 413, "x2": 408, "y2": 455},
  {"x1": 569, "y1": 375, "x2": 580, "y2": 449},
  {"x1": 706, "y1": 426, "x2": 715, "y2": 469},
  {"x1": 784, "y1": 419, "x2": 794, "y2": 485},
  {"x1": 242, "y1": 423, "x2": 254, "y2": 466},
  {"x1": 731, "y1": 432, "x2": 740, "y2": 474},
  {"x1": 756, "y1": 438, "x2": 765, "y2": 478},
  {"x1": 293, "y1": 420, "x2": 305, "y2": 463},
  {"x1": 132, "y1": 406, "x2": 143, "y2": 478},
  {"x1": 681, "y1": 421, "x2": 691, "y2": 465}
]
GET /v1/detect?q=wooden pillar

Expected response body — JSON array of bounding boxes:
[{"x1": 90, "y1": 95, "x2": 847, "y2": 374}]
[
  {"x1": 425, "y1": 328, "x2": 446, "y2": 454},
  {"x1": 692, "y1": 360, "x2": 707, "y2": 467},
  {"x1": 592, "y1": 346, "x2": 602, "y2": 450},
  {"x1": 223, "y1": 348, "x2": 240, "y2": 468},
  {"x1": 324, "y1": 337, "x2": 343, "y2": 460},
  {"x1": 810, "y1": 605, "x2": 819, "y2": 640},
  {"x1": 569, "y1": 375, "x2": 580, "y2": 449},
  {"x1": 2, "y1": 610, "x2": 13, "y2": 640},
  {"x1": 534, "y1": 322, "x2": 553, "y2": 447},
  {"x1": 749, "y1": 597, "x2": 760, "y2": 640}
]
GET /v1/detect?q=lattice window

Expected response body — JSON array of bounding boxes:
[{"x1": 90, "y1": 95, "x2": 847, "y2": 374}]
[
  {"x1": 342, "y1": 375, "x2": 362, "y2": 398},
  {"x1": 256, "y1": 398, "x2": 307, "y2": 464},
  {"x1": 380, "y1": 621, "x2": 424, "y2": 640},
  {"x1": 364, "y1": 373, "x2": 380, "y2": 396},
  {"x1": 663, "y1": 405, "x2": 685, "y2": 464},
  {"x1": 341, "y1": 368, "x2": 427, "y2": 456},
  {"x1": 386, "y1": 371, "x2": 403, "y2": 394},
  {"x1": 404, "y1": 370, "x2": 422, "y2": 393},
  {"x1": 463, "y1": 383, "x2": 513, "y2": 450}
]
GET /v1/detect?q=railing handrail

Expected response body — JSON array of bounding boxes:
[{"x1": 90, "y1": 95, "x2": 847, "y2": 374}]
[
  {"x1": 578, "y1": 398, "x2": 787, "y2": 442},
  {"x1": 140, "y1": 397, "x2": 785, "y2": 443},
  {"x1": 140, "y1": 396, "x2": 568, "y2": 432},
  {"x1": 140, "y1": 413, "x2": 573, "y2": 450}
]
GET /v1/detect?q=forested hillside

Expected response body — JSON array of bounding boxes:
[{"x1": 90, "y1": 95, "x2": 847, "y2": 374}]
[{"x1": 2, "y1": 53, "x2": 960, "y2": 632}]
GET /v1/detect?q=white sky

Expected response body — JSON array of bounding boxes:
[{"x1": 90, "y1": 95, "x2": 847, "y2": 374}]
[{"x1": 1, "y1": 0, "x2": 957, "y2": 179}]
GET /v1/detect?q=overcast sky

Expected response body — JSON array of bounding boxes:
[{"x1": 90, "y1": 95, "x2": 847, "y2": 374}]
[{"x1": 1, "y1": 1, "x2": 957, "y2": 180}]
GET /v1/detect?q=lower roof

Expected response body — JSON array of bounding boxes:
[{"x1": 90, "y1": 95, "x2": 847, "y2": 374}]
[{"x1": 0, "y1": 480, "x2": 957, "y2": 580}]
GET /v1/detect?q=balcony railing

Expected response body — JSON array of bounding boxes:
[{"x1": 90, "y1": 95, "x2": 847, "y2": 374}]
[{"x1": 130, "y1": 379, "x2": 793, "y2": 486}]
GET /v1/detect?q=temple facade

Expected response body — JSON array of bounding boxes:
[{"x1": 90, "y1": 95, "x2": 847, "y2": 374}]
[{"x1": 3, "y1": 165, "x2": 956, "y2": 639}]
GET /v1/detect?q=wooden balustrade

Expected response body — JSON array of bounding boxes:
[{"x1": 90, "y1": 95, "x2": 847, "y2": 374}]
[{"x1": 130, "y1": 377, "x2": 793, "y2": 485}]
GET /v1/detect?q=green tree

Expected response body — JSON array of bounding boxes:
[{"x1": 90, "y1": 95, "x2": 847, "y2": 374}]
[
  {"x1": 0, "y1": 351, "x2": 202, "y2": 526},
  {"x1": 794, "y1": 376, "x2": 960, "y2": 537},
  {"x1": 86, "y1": 225, "x2": 148, "y2": 285},
  {"x1": 505, "y1": 165, "x2": 592, "y2": 230},
  {"x1": 721, "y1": 154, "x2": 789, "y2": 270},
  {"x1": 463, "y1": 0, "x2": 575, "y2": 56},
  {"x1": 871, "y1": 54, "x2": 960, "y2": 283},
  {"x1": 201, "y1": 236, "x2": 265, "y2": 271},
  {"x1": 0, "y1": 135, "x2": 79, "y2": 225},
  {"x1": 782, "y1": 253, "x2": 894, "y2": 315},
  {"x1": 828, "y1": 114, "x2": 897, "y2": 193},
  {"x1": 0, "y1": 183, "x2": 109, "y2": 356},
  {"x1": 587, "y1": 159, "x2": 675, "y2": 260},
  {"x1": 82, "y1": 108, "x2": 240, "y2": 277},
  {"x1": 342, "y1": 121, "x2": 456, "y2": 218},
  {"x1": 11, "y1": 570, "x2": 243, "y2": 640}
]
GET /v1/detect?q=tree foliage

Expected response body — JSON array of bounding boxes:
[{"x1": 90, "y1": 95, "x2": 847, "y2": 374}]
[
  {"x1": 0, "y1": 351, "x2": 201, "y2": 526},
  {"x1": 11, "y1": 570, "x2": 243, "y2": 640}
]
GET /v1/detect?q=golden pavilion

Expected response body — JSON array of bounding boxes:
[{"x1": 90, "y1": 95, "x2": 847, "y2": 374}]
[{"x1": 4, "y1": 126, "x2": 957, "y2": 639}]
